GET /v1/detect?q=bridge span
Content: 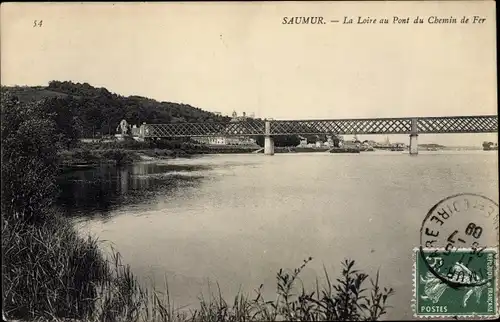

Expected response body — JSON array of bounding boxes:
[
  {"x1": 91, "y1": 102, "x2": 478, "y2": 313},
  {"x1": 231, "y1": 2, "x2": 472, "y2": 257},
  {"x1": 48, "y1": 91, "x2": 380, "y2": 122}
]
[{"x1": 137, "y1": 115, "x2": 498, "y2": 155}]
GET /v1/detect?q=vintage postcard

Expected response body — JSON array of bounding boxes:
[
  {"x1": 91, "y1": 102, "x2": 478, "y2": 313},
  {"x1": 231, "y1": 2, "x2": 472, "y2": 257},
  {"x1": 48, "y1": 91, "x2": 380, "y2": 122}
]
[{"x1": 1, "y1": 1, "x2": 498, "y2": 321}]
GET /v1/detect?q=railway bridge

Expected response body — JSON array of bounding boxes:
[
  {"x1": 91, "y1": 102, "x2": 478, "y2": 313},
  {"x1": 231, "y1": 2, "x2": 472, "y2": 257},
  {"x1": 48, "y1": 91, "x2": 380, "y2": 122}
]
[{"x1": 135, "y1": 115, "x2": 498, "y2": 155}]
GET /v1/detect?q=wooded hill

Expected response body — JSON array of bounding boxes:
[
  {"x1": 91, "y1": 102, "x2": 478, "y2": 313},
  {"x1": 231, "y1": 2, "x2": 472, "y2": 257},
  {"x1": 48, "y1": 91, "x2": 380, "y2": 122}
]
[
  {"x1": 2, "y1": 81, "x2": 331, "y2": 147},
  {"x1": 2, "y1": 81, "x2": 231, "y2": 137}
]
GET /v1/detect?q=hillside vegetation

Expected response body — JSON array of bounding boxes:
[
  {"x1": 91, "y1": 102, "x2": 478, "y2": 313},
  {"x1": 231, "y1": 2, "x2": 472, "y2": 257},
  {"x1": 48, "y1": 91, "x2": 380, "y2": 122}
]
[
  {"x1": 2, "y1": 81, "x2": 230, "y2": 138},
  {"x1": 3, "y1": 81, "x2": 333, "y2": 148}
]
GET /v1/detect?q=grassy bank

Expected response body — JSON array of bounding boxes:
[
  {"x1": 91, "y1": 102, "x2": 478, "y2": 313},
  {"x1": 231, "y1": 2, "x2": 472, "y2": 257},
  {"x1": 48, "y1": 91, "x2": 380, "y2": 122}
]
[
  {"x1": 2, "y1": 212, "x2": 394, "y2": 321},
  {"x1": 59, "y1": 141, "x2": 262, "y2": 169},
  {"x1": 78, "y1": 140, "x2": 260, "y2": 153},
  {"x1": 59, "y1": 148, "x2": 143, "y2": 168}
]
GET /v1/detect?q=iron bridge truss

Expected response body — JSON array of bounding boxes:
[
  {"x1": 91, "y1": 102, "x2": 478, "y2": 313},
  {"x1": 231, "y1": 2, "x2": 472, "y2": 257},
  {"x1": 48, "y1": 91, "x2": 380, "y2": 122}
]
[{"x1": 143, "y1": 115, "x2": 498, "y2": 138}]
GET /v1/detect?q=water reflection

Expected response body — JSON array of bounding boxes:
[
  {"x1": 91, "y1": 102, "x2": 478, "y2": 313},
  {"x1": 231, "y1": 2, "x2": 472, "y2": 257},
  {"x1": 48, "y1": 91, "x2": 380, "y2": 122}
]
[
  {"x1": 68, "y1": 152, "x2": 498, "y2": 320},
  {"x1": 57, "y1": 162, "x2": 207, "y2": 218}
]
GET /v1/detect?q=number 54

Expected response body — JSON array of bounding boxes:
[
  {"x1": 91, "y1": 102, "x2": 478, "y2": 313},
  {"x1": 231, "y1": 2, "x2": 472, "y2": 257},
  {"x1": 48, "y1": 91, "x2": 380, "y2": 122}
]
[{"x1": 33, "y1": 20, "x2": 43, "y2": 27}]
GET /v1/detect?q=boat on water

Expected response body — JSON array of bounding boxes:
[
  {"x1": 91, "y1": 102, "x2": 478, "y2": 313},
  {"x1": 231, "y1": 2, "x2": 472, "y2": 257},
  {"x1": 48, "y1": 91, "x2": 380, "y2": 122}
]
[
  {"x1": 359, "y1": 143, "x2": 374, "y2": 151},
  {"x1": 295, "y1": 147, "x2": 330, "y2": 153},
  {"x1": 373, "y1": 145, "x2": 405, "y2": 151},
  {"x1": 329, "y1": 147, "x2": 360, "y2": 154}
]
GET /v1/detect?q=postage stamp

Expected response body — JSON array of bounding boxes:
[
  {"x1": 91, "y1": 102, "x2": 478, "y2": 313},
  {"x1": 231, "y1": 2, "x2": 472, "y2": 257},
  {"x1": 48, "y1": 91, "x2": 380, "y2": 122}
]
[
  {"x1": 414, "y1": 247, "x2": 498, "y2": 318},
  {"x1": 415, "y1": 193, "x2": 500, "y2": 319}
]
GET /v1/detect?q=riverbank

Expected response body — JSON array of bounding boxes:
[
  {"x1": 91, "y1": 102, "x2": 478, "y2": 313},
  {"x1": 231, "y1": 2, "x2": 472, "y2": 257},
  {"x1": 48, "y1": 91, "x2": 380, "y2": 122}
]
[
  {"x1": 3, "y1": 208, "x2": 394, "y2": 322},
  {"x1": 58, "y1": 145, "x2": 401, "y2": 170},
  {"x1": 59, "y1": 148, "x2": 142, "y2": 169},
  {"x1": 59, "y1": 143, "x2": 262, "y2": 170}
]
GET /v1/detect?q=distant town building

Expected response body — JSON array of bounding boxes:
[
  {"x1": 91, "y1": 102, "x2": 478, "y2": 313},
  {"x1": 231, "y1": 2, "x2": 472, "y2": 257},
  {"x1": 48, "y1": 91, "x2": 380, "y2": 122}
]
[
  {"x1": 129, "y1": 124, "x2": 145, "y2": 142},
  {"x1": 342, "y1": 139, "x2": 361, "y2": 148},
  {"x1": 192, "y1": 137, "x2": 228, "y2": 145},
  {"x1": 192, "y1": 136, "x2": 257, "y2": 146},
  {"x1": 192, "y1": 111, "x2": 258, "y2": 146},
  {"x1": 298, "y1": 136, "x2": 308, "y2": 147},
  {"x1": 191, "y1": 111, "x2": 257, "y2": 146},
  {"x1": 229, "y1": 111, "x2": 255, "y2": 122},
  {"x1": 131, "y1": 125, "x2": 140, "y2": 136}
]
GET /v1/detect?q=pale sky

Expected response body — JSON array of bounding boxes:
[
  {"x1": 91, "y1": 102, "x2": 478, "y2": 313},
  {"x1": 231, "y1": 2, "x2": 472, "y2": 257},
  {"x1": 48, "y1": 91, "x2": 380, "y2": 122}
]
[{"x1": 1, "y1": 1, "x2": 497, "y2": 145}]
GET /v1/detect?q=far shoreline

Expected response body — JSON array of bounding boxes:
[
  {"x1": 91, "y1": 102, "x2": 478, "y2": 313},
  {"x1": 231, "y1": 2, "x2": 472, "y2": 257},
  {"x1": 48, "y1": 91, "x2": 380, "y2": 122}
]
[{"x1": 58, "y1": 142, "x2": 488, "y2": 173}]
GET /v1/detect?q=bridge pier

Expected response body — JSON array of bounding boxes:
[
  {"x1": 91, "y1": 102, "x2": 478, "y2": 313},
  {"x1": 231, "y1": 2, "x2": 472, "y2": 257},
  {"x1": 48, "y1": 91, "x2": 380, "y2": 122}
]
[
  {"x1": 409, "y1": 134, "x2": 418, "y2": 155},
  {"x1": 264, "y1": 120, "x2": 274, "y2": 156},
  {"x1": 409, "y1": 118, "x2": 418, "y2": 155},
  {"x1": 264, "y1": 136, "x2": 275, "y2": 155}
]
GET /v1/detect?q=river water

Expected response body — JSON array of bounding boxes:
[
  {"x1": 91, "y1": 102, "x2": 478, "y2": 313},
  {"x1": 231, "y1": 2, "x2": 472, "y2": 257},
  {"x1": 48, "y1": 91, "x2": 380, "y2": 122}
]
[{"x1": 58, "y1": 151, "x2": 498, "y2": 320}]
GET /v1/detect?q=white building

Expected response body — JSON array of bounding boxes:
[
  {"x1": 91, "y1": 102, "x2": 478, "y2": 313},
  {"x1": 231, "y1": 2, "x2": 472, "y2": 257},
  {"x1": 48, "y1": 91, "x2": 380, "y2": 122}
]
[
  {"x1": 298, "y1": 136, "x2": 308, "y2": 147},
  {"x1": 191, "y1": 111, "x2": 258, "y2": 146},
  {"x1": 230, "y1": 110, "x2": 255, "y2": 122},
  {"x1": 192, "y1": 137, "x2": 227, "y2": 145},
  {"x1": 192, "y1": 136, "x2": 257, "y2": 146}
]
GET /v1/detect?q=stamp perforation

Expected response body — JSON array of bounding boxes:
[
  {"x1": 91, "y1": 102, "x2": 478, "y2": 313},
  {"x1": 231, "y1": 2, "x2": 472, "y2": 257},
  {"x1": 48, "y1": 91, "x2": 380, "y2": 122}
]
[{"x1": 413, "y1": 247, "x2": 500, "y2": 320}]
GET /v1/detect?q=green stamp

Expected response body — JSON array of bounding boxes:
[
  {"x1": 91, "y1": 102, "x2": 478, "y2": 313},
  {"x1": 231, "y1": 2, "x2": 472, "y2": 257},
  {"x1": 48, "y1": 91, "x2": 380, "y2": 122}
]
[{"x1": 414, "y1": 247, "x2": 498, "y2": 319}]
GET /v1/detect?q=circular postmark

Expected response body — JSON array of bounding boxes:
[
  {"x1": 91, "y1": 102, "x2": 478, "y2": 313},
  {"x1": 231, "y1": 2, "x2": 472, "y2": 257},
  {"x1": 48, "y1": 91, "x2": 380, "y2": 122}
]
[{"x1": 420, "y1": 193, "x2": 499, "y2": 288}]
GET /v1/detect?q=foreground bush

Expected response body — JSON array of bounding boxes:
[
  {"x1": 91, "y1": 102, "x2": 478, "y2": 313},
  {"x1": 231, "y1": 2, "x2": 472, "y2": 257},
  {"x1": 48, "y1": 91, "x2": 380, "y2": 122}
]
[
  {"x1": 186, "y1": 258, "x2": 394, "y2": 322},
  {"x1": 1, "y1": 93, "x2": 62, "y2": 224},
  {"x1": 2, "y1": 214, "x2": 109, "y2": 319}
]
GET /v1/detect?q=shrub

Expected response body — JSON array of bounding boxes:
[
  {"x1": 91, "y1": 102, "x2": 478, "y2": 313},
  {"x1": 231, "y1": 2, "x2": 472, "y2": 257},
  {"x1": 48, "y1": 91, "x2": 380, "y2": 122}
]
[
  {"x1": 2, "y1": 214, "x2": 109, "y2": 320},
  {"x1": 246, "y1": 258, "x2": 394, "y2": 321},
  {"x1": 1, "y1": 93, "x2": 61, "y2": 224}
]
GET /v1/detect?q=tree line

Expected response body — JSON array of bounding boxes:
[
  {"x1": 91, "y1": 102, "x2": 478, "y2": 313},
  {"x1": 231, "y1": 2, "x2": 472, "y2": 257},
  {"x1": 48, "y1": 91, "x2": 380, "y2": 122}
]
[
  {"x1": 3, "y1": 81, "x2": 338, "y2": 148},
  {"x1": 3, "y1": 81, "x2": 231, "y2": 139}
]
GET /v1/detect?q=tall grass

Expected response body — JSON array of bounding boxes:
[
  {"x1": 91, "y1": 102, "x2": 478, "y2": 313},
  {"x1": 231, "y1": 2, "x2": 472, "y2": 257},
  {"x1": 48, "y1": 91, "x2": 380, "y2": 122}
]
[
  {"x1": 3, "y1": 217, "x2": 394, "y2": 322},
  {"x1": 2, "y1": 213, "x2": 109, "y2": 320}
]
